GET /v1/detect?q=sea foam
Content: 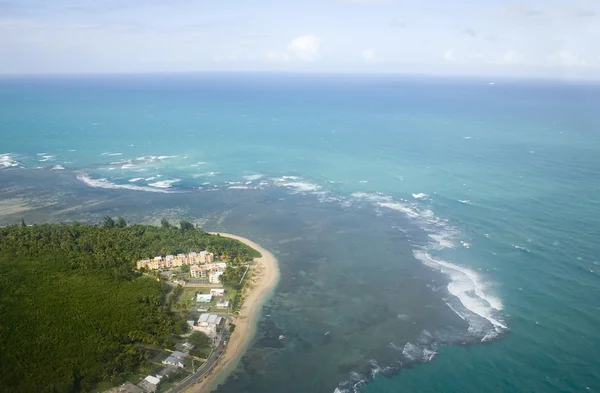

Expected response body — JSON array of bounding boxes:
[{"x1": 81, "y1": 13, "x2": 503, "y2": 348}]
[
  {"x1": 76, "y1": 172, "x2": 175, "y2": 193},
  {"x1": 413, "y1": 250, "x2": 507, "y2": 338},
  {"x1": 0, "y1": 153, "x2": 20, "y2": 168}
]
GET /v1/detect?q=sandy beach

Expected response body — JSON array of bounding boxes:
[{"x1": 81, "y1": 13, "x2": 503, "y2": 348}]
[{"x1": 183, "y1": 232, "x2": 280, "y2": 393}]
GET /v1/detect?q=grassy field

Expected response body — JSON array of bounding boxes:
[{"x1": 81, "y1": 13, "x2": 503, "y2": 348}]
[{"x1": 176, "y1": 286, "x2": 237, "y2": 313}]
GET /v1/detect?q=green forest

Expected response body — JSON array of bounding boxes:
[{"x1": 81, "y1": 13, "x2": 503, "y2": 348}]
[{"x1": 0, "y1": 219, "x2": 259, "y2": 392}]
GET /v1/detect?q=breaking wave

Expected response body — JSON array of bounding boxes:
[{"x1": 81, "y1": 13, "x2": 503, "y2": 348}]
[
  {"x1": 75, "y1": 172, "x2": 176, "y2": 193},
  {"x1": 0, "y1": 153, "x2": 20, "y2": 168}
]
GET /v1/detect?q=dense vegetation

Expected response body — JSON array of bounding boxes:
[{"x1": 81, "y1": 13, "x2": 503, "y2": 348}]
[{"x1": 0, "y1": 220, "x2": 259, "y2": 392}]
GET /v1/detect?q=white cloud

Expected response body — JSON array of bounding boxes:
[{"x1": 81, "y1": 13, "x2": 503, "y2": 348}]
[
  {"x1": 362, "y1": 48, "x2": 376, "y2": 62},
  {"x1": 288, "y1": 35, "x2": 321, "y2": 61},
  {"x1": 551, "y1": 50, "x2": 586, "y2": 66},
  {"x1": 267, "y1": 34, "x2": 321, "y2": 62},
  {"x1": 502, "y1": 50, "x2": 520, "y2": 64},
  {"x1": 444, "y1": 49, "x2": 457, "y2": 62}
]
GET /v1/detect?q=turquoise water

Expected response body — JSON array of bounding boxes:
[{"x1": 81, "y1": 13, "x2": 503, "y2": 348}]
[{"x1": 1, "y1": 74, "x2": 599, "y2": 392}]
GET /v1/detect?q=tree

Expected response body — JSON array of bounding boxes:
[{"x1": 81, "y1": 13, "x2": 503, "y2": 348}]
[
  {"x1": 188, "y1": 332, "x2": 211, "y2": 348},
  {"x1": 179, "y1": 220, "x2": 195, "y2": 231},
  {"x1": 20, "y1": 218, "x2": 26, "y2": 227},
  {"x1": 160, "y1": 218, "x2": 170, "y2": 228},
  {"x1": 116, "y1": 217, "x2": 127, "y2": 228},
  {"x1": 103, "y1": 216, "x2": 115, "y2": 228}
]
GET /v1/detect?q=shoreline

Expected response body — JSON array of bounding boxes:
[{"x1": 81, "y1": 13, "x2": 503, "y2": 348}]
[{"x1": 182, "y1": 232, "x2": 280, "y2": 393}]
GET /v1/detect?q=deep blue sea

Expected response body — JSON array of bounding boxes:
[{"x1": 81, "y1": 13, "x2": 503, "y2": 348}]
[{"x1": 1, "y1": 74, "x2": 599, "y2": 393}]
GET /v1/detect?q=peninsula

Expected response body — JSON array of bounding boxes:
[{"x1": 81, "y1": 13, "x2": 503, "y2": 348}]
[{"x1": 0, "y1": 218, "x2": 279, "y2": 393}]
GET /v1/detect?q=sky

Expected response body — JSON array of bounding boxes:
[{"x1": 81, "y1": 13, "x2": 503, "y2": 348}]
[{"x1": 1, "y1": 0, "x2": 599, "y2": 79}]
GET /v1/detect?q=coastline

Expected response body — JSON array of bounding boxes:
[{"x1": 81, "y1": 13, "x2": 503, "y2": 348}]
[{"x1": 183, "y1": 232, "x2": 280, "y2": 393}]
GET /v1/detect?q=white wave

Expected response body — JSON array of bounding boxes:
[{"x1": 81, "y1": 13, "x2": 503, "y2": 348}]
[
  {"x1": 50, "y1": 165, "x2": 65, "y2": 171},
  {"x1": 243, "y1": 174, "x2": 263, "y2": 181},
  {"x1": 145, "y1": 177, "x2": 156, "y2": 181},
  {"x1": 274, "y1": 176, "x2": 321, "y2": 193},
  {"x1": 190, "y1": 161, "x2": 207, "y2": 167},
  {"x1": 36, "y1": 152, "x2": 48, "y2": 156},
  {"x1": 513, "y1": 245, "x2": 530, "y2": 252},
  {"x1": 148, "y1": 179, "x2": 180, "y2": 188},
  {"x1": 75, "y1": 172, "x2": 173, "y2": 193},
  {"x1": 378, "y1": 202, "x2": 420, "y2": 218},
  {"x1": 351, "y1": 192, "x2": 391, "y2": 203},
  {"x1": 121, "y1": 164, "x2": 134, "y2": 169},
  {"x1": 101, "y1": 152, "x2": 122, "y2": 156},
  {"x1": 412, "y1": 193, "x2": 429, "y2": 199},
  {"x1": 0, "y1": 153, "x2": 20, "y2": 168},
  {"x1": 463, "y1": 136, "x2": 472, "y2": 140},
  {"x1": 193, "y1": 172, "x2": 220, "y2": 178},
  {"x1": 229, "y1": 185, "x2": 251, "y2": 189},
  {"x1": 129, "y1": 178, "x2": 144, "y2": 182},
  {"x1": 401, "y1": 342, "x2": 436, "y2": 363},
  {"x1": 429, "y1": 233, "x2": 456, "y2": 249},
  {"x1": 413, "y1": 250, "x2": 506, "y2": 334},
  {"x1": 39, "y1": 155, "x2": 55, "y2": 162},
  {"x1": 358, "y1": 180, "x2": 368, "y2": 183},
  {"x1": 458, "y1": 199, "x2": 472, "y2": 204}
]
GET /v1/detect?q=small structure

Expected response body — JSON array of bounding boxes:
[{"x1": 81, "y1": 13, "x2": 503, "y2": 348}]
[
  {"x1": 216, "y1": 299, "x2": 230, "y2": 309},
  {"x1": 162, "y1": 351, "x2": 187, "y2": 368},
  {"x1": 196, "y1": 293, "x2": 212, "y2": 303},
  {"x1": 197, "y1": 305, "x2": 210, "y2": 312},
  {"x1": 138, "y1": 375, "x2": 161, "y2": 393},
  {"x1": 210, "y1": 288, "x2": 225, "y2": 297}
]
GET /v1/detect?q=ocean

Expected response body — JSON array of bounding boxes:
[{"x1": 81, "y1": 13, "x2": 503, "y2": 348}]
[{"x1": 1, "y1": 74, "x2": 599, "y2": 393}]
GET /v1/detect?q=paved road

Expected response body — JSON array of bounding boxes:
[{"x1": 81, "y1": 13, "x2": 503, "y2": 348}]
[{"x1": 169, "y1": 322, "x2": 230, "y2": 393}]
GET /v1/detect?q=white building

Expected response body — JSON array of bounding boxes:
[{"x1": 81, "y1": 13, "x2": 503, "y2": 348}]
[
  {"x1": 196, "y1": 293, "x2": 212, "y2": 303},
  {"x1": 210, "y1": 288, "x2": 225, "y2": 296},
  {"x1": 193, "y1": 313, "x2": 223, "y2": 339},
  {"x1": 216, "y1": 299, "x2": 230, "y2": 309},
  {"x1": 209, "y1": 271, "x2": 224, "y2": 284},
  {"x1": 162, "y1": 351, "x2": 187, "y2": 368}
]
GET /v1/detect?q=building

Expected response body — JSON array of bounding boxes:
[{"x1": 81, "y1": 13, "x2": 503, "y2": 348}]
[
  {"x1": 196, "y1": 293, "x2": 212, "y2": 303},
  {"x1": 162, "y1": 351, "x2": 187, "y2": 368},
  {"x1": 216, "y1": 299, "x2": 230, "y2": 309},
  {"x1": 210, "y1": 288, "x2": 225, "y2": 297},
  {"x1": 104, "y1": 381, "x2": 144, "y2": 393},
  {"x1": 209, "y1": 271, "x2": 223, "y2": 284},
  {"x1": 136, "y1": 251, "x2": 221, "y2": 271},
  {"x1": 138, "y1": 375, "x2": 161, "y2": 393},
  {"x1": 193, "y1": 313, "x2": 223, "y2": 339},
  {"x1": 190, "y1": 265, "x2": 202, "y2": 278},
  {"x1": 199, "y1": 251, "x2": 214, "y2": 263}
]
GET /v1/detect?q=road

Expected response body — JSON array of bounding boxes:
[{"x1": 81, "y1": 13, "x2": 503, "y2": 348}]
[{"x1": 169, "y1": 322, "x2": 230, "y2": 393}]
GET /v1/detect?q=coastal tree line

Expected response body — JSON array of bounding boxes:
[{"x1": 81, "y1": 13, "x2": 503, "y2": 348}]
[{"x1": 0, "y1": 220, "x2": 259, "y2": 392}]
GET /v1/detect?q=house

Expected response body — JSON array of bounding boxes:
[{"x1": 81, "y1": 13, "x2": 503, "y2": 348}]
[
  {"x1": 104, "y1": 381, "x2": 144, "y2": 393},
  {"x1": 216, "y1": 299, "x2": 230, "y2": 309},
  {"x1": 162, "y1": 351, "x2": 187, "y2": 368},
  {"x1": 193, "y1": 313, "x2": 223, "y2": 338},
  {"x1": 196, "y1": 293, "x2": 212, "y2": 303},
  {"x1": 138, "y1": 375, "x2": 161, "y2": 393},
  {"x1": 210, "y1": 288, "x2": 225, "y2": 297}
]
